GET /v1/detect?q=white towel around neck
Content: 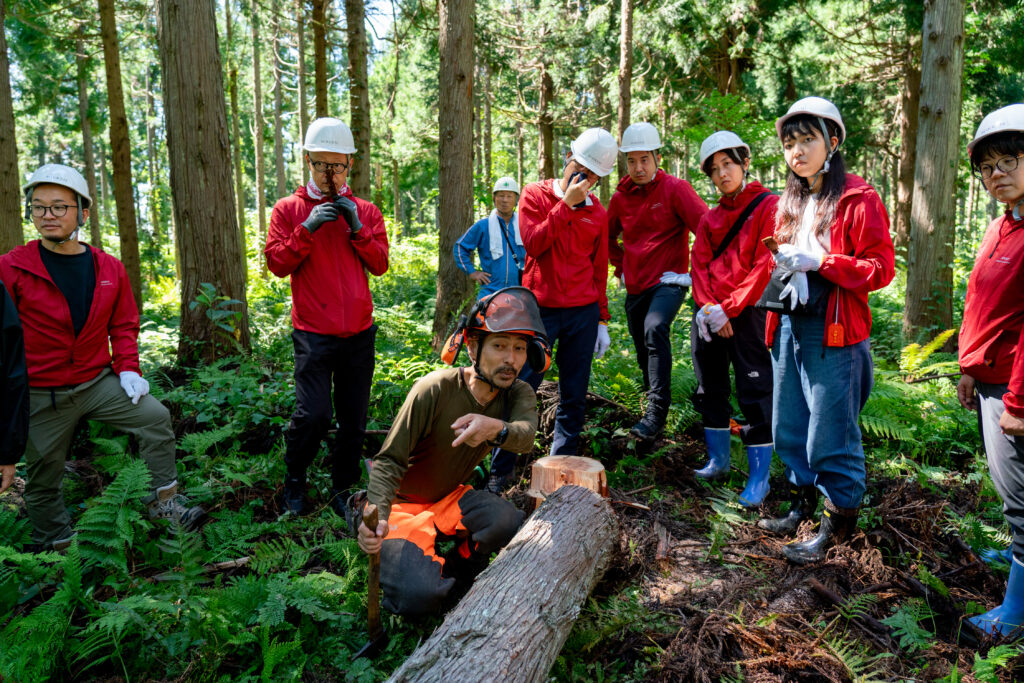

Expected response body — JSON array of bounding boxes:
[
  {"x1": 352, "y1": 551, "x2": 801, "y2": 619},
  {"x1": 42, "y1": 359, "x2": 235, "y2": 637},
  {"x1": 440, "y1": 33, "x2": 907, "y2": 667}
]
[{"x1": 488, "y1": 210, "x2": 522, "y2": 260}]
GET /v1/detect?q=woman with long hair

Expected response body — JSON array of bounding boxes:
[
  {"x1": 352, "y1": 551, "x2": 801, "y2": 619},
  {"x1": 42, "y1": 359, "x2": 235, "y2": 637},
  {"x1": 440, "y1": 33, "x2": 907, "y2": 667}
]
[{"x1": 757, "y1": 97, "x2": 895, "y2": 564}]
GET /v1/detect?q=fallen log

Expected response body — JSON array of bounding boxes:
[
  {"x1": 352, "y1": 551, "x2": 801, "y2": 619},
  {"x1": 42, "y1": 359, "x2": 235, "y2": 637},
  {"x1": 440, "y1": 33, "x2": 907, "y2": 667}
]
[{"x1": 387, "y1": 485, "x2": 619, "y2": 682}]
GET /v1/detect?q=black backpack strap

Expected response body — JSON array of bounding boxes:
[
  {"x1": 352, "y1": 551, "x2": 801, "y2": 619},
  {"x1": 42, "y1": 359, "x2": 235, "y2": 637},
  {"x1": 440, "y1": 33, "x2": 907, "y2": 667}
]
[{"x1": 711, "y1": 191, "x2": 772, "y2": 261}]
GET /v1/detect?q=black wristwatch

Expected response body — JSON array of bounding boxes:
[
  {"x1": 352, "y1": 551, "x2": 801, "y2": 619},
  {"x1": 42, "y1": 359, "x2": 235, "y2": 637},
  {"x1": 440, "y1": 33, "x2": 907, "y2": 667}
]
[{"x1": 489, "y1": 423, "x2": 509, "y2": 447}]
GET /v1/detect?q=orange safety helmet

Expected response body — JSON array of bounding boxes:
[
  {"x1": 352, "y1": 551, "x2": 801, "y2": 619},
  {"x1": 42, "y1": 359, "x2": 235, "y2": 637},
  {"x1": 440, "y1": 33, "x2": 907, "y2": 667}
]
[{"x1": 441, "y1": 287, "x2": 551, "y2": 373}]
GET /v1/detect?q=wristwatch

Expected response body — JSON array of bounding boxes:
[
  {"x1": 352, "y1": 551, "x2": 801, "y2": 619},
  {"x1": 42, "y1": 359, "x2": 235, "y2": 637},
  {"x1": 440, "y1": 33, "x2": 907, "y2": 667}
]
[{"x1": 489, "y1": 423, "x2": 509, "y2": 447}]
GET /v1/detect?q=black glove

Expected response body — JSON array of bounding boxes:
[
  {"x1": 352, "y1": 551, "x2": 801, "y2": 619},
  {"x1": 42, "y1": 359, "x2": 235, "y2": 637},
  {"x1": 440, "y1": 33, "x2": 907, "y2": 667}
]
[
  {"x1": 301, "y1": 203, "x2": 339, "y2": 233},
  {"x1": 335, "y1": 196, "x2": 362, "y2": 233}
]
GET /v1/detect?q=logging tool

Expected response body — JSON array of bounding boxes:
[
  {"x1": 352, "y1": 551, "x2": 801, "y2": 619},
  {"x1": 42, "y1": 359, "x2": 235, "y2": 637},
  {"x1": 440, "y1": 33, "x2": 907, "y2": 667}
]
[{"x1": 353, "y1": 503, "x2": 389, "y2": 660}]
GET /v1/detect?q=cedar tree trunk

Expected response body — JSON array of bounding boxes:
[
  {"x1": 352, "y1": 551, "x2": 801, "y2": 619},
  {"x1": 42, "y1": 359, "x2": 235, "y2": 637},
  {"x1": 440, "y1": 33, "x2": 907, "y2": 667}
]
[{"x1": 346, "y1": 0, "x2": 371, "y2": 197}]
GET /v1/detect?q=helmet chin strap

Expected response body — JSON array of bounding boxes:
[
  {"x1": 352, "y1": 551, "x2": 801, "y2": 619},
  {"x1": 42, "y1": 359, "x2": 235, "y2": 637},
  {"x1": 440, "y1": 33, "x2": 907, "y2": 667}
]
[
  {"x1": 45, "y1": 228, "x2": 79, "y2": 246},
  {"x1": 1013, "y1": 199, "x2": 1023, "y2": 222}
]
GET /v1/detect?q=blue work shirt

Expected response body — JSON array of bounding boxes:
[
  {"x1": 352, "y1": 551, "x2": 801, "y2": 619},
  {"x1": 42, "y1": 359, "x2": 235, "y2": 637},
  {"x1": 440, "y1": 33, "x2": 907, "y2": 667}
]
[{"x1": 453, "y1": 212, "x2": 526, "y2": 299}]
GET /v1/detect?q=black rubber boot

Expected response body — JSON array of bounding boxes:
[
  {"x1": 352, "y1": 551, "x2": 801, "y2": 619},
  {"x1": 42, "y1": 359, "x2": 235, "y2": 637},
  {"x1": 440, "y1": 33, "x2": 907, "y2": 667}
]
[
  {"x1": 757, "y1": 486, "x2": 818, "y2": 534},
  {"x1": 782, "y1": 499, "x2": 859, "y2": 565}
]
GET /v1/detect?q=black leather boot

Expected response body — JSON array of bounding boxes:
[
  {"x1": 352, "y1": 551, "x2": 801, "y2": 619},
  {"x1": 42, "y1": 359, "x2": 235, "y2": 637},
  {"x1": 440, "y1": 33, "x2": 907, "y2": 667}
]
[
  {"x1": 782, "y1": 499, "x2": 859, "y2": 565},
  {"x1": 757, "y1": 485, "x2": 818, "y2": 534}
]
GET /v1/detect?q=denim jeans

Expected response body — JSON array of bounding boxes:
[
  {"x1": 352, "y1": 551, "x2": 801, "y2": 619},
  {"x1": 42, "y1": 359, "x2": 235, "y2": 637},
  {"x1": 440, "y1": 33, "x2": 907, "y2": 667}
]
[{"x1": 771, "y1": 314, "x2": 873, "y2": 509}]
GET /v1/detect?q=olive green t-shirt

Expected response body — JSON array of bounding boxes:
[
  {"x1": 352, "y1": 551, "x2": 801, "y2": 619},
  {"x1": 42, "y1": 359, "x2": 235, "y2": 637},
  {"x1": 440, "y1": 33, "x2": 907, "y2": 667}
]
[{"x1": 367, "y1": 367, "x2": 538, "y2": 520}]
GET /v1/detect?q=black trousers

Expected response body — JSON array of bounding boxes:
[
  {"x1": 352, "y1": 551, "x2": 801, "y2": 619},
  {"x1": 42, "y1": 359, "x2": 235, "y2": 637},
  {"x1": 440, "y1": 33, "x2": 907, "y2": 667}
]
[
  {"x1": 625, "y1": 284, "x2": 686, "y2": 419},
  {"x1": 284, "y1": 325, "x2": 376, "y2": 490},
  {"x1": 690, "y1": 306, "x2": 773, "y2": 445}
]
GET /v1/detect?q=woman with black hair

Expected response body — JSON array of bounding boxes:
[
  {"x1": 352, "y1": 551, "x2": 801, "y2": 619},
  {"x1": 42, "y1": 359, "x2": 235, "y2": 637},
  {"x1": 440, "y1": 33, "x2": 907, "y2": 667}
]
[
  {"x1": 958, "y1": 104, "x2": 1024, "y2": 635},
  {"x1": 757, "y1": 97, "x2": 895, "y2": 564}
]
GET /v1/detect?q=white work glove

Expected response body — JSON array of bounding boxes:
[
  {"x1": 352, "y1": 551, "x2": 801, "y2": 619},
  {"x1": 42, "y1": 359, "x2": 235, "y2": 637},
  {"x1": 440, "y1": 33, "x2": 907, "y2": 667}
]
[
  {"x1": 119, "y1": 371, "x2": 150, "y2": 405},
  {"x1": 594, "y1": 323, "x2": 611, "y2": 359},
  {"x1": 704, "y1": 304, "x2": 729, "y2": 334},
  {"x1": 659, "y1": 271, "x2": 692, "y2": 287},
  {"x1": 694, "y1": 308, "x2": 712, "y2": 343},
  {"x1": 774, "y1": 244, "x2": 823, "y2": 273},
  {"x1": 779, "y1": 271, "x2": 809, "y2": 309}
]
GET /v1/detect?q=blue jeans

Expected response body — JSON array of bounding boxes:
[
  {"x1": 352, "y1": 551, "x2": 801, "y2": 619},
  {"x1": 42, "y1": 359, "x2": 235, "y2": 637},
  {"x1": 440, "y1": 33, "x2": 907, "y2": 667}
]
[
  {"x1": 771, "y1": 314, "x2": 873, "y2": 509},
  {"x1": 526, "y1": 303, "x2": 600, "y2": 455}
]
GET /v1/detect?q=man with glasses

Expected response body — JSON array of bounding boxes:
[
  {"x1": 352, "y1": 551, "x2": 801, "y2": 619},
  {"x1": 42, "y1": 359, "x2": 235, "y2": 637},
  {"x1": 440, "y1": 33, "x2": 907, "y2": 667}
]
[
  {"x1": 0, "y1": 164, "x2": 204, "y2": 551},
  {"x1": 265, "y1": 117, "x2": 390, "y2": 517}
]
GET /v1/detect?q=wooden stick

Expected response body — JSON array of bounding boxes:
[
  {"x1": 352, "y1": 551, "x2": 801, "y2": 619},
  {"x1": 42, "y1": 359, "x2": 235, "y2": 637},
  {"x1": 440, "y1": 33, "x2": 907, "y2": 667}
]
[
  {"x1": 611, "y1": 499, "x2": 651, "y2": 511},
  {"x1": 363, "y1": 503, "x2": 382, "y2": 639},
  {"x1": 624, "y1": 484, "x2": 656, "y2": 496}
]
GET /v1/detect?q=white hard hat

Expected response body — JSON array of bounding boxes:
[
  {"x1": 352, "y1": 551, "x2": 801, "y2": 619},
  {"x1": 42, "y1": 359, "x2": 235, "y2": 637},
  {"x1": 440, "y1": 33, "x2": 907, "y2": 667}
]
[
  {"x1": 22, "y1": 164, "x2": 92, "y2": 208},
  {"x1": 776, "y1": 96, "x2": 846, "y2": 146},
  {"x1": 493, "y1": 176, "x2": 520, "y2": 194},
  {"x1": 968, "y1": 104, "x2": 1024, "y2": 155},
  {"x1": 570, "y1": 128, "x2": 618, "y2": 177},
  {"x1": 619, "y1": 122, "x2": 662, "y2": 153},
  {"x1": 699, "y1": 131, "x2": 750, "y2": 170},
  {"x1": 304, "y1": 117, "x2": 357, "y2": 154}
]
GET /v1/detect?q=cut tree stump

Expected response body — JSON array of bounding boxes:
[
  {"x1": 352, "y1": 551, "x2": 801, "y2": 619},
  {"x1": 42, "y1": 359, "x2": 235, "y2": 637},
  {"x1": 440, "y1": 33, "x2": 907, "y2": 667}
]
[
  {"x1": 386, "y1": 485, "x2": 619, "y2": 682},
  {"x1": 526, "y1": 455, "x2": 607, "y2": 508}
]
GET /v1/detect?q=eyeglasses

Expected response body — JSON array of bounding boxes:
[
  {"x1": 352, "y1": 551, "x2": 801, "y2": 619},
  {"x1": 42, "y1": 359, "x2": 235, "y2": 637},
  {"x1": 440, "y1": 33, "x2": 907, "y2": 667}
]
[
  {"x1": 30, "y1": 204, "x2": 74, "y2": 217},
  {"x1": 977, "y1": 155, "x2": 1024, "y2": 180},
  {"x1": 309, "y1": 160, "x2": 348, "y2": 173}
]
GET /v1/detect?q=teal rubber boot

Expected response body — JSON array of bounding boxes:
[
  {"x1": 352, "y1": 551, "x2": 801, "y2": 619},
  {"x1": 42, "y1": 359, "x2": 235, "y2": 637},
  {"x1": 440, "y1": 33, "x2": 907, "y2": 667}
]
[
  {"x1": 738, "y1": 443, "x2": 773, "y2": 507},
  {"x1": 695, "y1": 428, "x2": 731, "y2": 480},
  {"x1": 971, "y1": 555, "x2": 1024, "y2": 636}
]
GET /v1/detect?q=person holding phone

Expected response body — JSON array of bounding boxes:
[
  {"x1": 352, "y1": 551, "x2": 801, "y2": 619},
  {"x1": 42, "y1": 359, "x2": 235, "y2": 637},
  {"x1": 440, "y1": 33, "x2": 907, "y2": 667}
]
[{"x1": 518, "y1": 128, "x2": 616, "y2": 456}]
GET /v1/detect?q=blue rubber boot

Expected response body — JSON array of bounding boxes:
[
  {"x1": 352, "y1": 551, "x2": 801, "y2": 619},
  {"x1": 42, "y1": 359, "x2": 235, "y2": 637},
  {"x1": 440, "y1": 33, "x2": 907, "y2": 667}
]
[
  {"x1": 738, "y1": 443, "x2": 773, "y2": 507},
  {"x1": 970, "y1": 556, "x2": 1024, "y2": 636},
  {"x1": 980, "y1": 546, "x2": 1014, "y2": 568},
  {"x1": 695, "y1": 428, "x2": 731, "y2": 480}
]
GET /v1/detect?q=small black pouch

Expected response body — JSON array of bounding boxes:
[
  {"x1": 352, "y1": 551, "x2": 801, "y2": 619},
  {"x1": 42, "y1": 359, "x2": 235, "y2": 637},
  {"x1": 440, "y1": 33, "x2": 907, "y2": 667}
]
[{"x1": 756, "y1": 270, "x2": 832, "y2": 317}]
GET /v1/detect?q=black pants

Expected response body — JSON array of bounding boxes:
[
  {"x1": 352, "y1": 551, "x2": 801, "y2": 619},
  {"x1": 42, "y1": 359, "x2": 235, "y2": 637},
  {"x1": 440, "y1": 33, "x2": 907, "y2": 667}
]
[
  {"x1": 691, "y1": 306, "x2": 772, "y2": 444},
  {"x1": 625, "y1": 284, "x2": 686, "y2": 419},
  {"x1": 284, "y1": 326, "x2": 376, "y2": 490}
]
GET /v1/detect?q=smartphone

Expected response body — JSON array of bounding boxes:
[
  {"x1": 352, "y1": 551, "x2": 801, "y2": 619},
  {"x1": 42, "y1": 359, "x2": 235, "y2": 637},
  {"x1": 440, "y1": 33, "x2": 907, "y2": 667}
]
[{"x1": 567, "y1": 171, "x2": 588, "y2": 208}]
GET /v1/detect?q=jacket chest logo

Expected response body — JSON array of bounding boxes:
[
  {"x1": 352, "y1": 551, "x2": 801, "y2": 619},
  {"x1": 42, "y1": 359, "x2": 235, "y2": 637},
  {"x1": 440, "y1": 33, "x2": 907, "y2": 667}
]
[
  {"x1": 581, "y1": 217, "x2": 595, "y2": 225},
  {"x1": 99, "y1": 279, "x2": 113, "y2": 287},
  {"x1": 996, "y1": 255, "x2": 1012, "y2": 265},
  {"x1": 650, "y1": 202, "x2": 663, "y2": 210}
]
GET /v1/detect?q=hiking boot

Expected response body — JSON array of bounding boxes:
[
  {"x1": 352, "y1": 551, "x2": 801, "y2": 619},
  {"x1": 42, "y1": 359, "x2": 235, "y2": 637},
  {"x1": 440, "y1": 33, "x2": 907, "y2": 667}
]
[
  {"x1": 52, "y1": 532, "x2": 78, "y2": 552},
  {"x1": 278, "y1": 477, "x2": 310, "y2": 516},
  {"x1": 148, "y1": 481, "x2": 206, "y2": 530},
  {"x1": 484, "y1": 471, "x2": 514, "y2": 495},
  {"x1": 694, "y1": 427, "x2": 731, "y2": 480},
  {"x1": 629, "y1": 415, "x2": 663, "y2": 441},
  {"x1": 758, "y1": 486, "x2": 818, "y2": 534},
  {"x1": 782, "y1": 499, "x2": 858, "y2": 565}
]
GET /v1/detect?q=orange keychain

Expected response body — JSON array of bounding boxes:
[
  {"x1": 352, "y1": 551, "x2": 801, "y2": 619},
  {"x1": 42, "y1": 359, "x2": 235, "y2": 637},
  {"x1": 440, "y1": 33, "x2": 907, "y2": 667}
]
[{"x1": 827, "y1": 323, "x2": 844, "y2": 346}]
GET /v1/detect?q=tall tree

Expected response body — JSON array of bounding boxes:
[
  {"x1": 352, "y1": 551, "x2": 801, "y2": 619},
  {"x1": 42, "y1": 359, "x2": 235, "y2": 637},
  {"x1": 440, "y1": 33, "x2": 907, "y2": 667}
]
[
  {"x1": 272, "y1": 0, "x2": 287, "y2": 199},
  {"x1": 227, "y1": 0, "x2": 246, "y2": 256},
  {"x1": 0, "y1": 0, "x2": 18, "y2": 254},
  {"x1": 312, "y1": 0, "x2": 328, "y2": 117},
  {"x1": 145, "y1": 64, "x2": 161, "y2": 238},
  {"x1": 903, "y1": 0, "x2": 965, "y2": 342},
  {"x1": 616, "y1": 0, "x2": 633, "y2": 180},
  {"x1": 252, "y1": 0, "x2": 268, "y2": 274},
  {"x1": 296, "y1": 0, "x2": 309, "y2": 184},
  {"x1": 483, "y1": 66, "x2": 492, "y2": 191},
  {"x1": 97, "y1": 0, "x2": 143, "y2": 312},
  {"x1": 537, "y1": 62, "x2": 554, "y2": 180},
  {"x1": 894, "y1": 38, "x2": 921, "y2": 253},
  {"x1": 346, "y1": 0, "x2": 370, "y2": 197},
  {"x1": 156, "y1": 0, "x2": 250, "y2": 361},
  {"x1": 432, "y1": 0, "x2": 475, "y2": 348},
  {"x1": 75, "y1": 39, "x2": 101, "y2": 248}
]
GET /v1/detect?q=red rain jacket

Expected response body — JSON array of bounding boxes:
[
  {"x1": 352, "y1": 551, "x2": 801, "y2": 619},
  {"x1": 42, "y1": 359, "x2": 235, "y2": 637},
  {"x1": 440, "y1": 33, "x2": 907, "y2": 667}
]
[
  {"x1": 690, "y1": 181, "x2": 778, "y2": 317},
  {"x1": 765, "y1": 175, "x2": 895, "y2": 348},
  {"x1": 607, "y1": 169, "x2": 708, "y2": 295},
  {"x1": 265, "y1": 185, "x2": 390, "y2": 337},
  {"x1": 958, "y1": 211, "x2": 1024, "y2": 416},
  {"x1": 0, "y1": 241, "x2": 141, "y2": 388},
  {"x1": 518, "y1": 179, "x2": 610, "y2": 320}
]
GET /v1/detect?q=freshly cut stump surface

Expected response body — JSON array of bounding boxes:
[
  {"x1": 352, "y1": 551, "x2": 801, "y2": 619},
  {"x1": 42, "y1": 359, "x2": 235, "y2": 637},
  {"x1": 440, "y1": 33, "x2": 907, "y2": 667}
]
[
  {"x1": 526, "y1": 455, "x2": 607, "y2": 508},
  {"x1": 387, "y1": 485, "x2": 619, "y2": 683}
]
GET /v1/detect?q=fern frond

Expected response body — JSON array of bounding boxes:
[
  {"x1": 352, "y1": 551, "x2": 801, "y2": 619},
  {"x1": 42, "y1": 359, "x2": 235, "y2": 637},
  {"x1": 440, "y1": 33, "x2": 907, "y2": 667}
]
[
  {"x1": 179, "y1": 425, "x2": 239, "y2": 458},
  {"x1": 838, "y1": 593, "x2": 880, "y2": 622},
  {"x1": 822, "y1": 634, "x2": 889, "y2": 682},
  {"x1": 77, "y1": 459, "x2": 152, "y2": 576}
]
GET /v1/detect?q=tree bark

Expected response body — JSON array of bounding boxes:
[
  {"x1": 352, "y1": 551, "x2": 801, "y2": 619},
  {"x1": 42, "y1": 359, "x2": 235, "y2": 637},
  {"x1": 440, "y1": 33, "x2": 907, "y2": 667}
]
[
  {"x1": 157, "y1": 0, "x2": 251, "y2": 361},
  {"x1": 0, "y1": 0, "x2": 19, "y2": 254},
  {"x1": 432, "y1": 0, "x2": 475, "y2": 349},
  {"x1": 227, "y1": 0, "x2": 246, "y2": 267},
  {"x1": 474, "y1": 62, "x2": 482, "y2": 181},
  {"x1": 484, "y1": 66, "x2": 492, "y2": 192},
  {"x1": 537, "y1": 63, "x2": 554, "y2": 180},
  {"x1": 516, "y1": 120, "x2": 524, "y2": 190},
  {"x1": 97, "y1": 0, "x2": 143, "y2": 312},
  {"x1": 345, "y1": 0, "x2": 370, "y2": 197},
  {"x1": 296, "y1": 0, "x2": 309, "y2": 185},
  {"x1": 75, "y1": 39, "x2": 102, "y2": 249},
  {"x1": 894, "y1": 37, "x2": 921, "y2": 254},
  {"x1": 903, "y1": 0, "x2": 964, "y2": 344},
  {"x1": 252, "y1": 0, "x2": 268, "y2": 276},
  {"x1": 272, "y1": 0, "x2": 287, "y2": 199},
  {"x1": 616, "y1": 0, "x2": 633, "y2": 181},
  {"x1": 387, "y1": 485, "x2": 619, "y2": 682},
  {"x1": 312, "y1": 0, "x2": 328, "y2": 117},
  {"x1": 145, "y1": 65, "x2": 160, "y2": 239}
]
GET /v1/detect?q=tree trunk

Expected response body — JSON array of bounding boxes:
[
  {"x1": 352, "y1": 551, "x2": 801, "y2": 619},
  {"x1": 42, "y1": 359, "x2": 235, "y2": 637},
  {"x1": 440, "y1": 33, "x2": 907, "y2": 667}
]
[
  {"x1": 616, "y1": 0, "x2": 633, "y2": 181},
  {"x1": 537, "y1": 64, "x2": 554, "y2": 180},
  {"x1": 0, "y1": 0, "x2": 19, "y2": 254},
  {"x1": 75, "y1": 39, "x2": 102, "y2": 249},
  {"x1": 227, "y1": 0, "x2": 246, "y2": 268},
  {"x1": 386, "y1": 27, "x2": 401, "y2": 235},
  {"x1": 894, "y1": 38, "x2": 921, "y2": 255},
  {"x1": 474, "y1": 62, "x2": 482, "y2": 181},
  {"x1": 387, "y1": 485, "x2": 618, "y2": 682},
  {"x1": 146, "y1": 65, "x2": 160, "y2": 239},
  {"x1": 272, "y1": 0, "x2": 287, "y2": 199},
  {"x1": 296, "y1": 0, "x2": 309, "y2": 186},
  {"x1": 157, "y1": 0, "x2": 251, "y2": 361},
  {"x1": 97, "y1": 0, "x2": 143, "y2": 312},
  {"x1": 345, "y1": 0, "x2": 370, "y2": 197},
  {"x1": 484, "y1": 66, "x2": 492, "y2": 192},
  {"x1": 903, "y1": 0, "x2": 964, "y2": 344},
  {"x1": 516, "y1": 120, "x2": 524, "y2": 189},
  {"x1": 252, "y1": 0, "x2": 268, "y2": 276},
  {"x1": 312, "y1": 0, "x2": 328, "y2": 117},
  {"x1": 432, "y1": 0, "x2": 475, "y2": 349}
]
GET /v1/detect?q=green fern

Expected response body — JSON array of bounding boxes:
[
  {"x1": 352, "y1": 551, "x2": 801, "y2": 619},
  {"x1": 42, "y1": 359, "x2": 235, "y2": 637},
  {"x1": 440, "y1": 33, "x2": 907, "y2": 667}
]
[
  {"x1": 972, "y1": 643, "x2": 1022, "y2": 683},
  {"x1": 822, "y1": 634, "x2": 890, "y2": 682},
  {"x1": 259, "y1": 623, "x2": 304, "y2": 682},
  {"x1": 251, "y1": 537, "x2": 311, "y2": 574},
  {"x1": 838, "y1": 593, "x2": 880, "y2": 622},
  {"x1": 881, "y1": 599, "x2": 936, "y2": 653},
  {"x1": 179, "y1": 424, "x2": 239, "y2": 458},
  {"x1": 901, "y1": 328, "x2": 958, "y2": 376},
  {"x1": 76, "y1": 458, "x2": 153, "y2": 576}
]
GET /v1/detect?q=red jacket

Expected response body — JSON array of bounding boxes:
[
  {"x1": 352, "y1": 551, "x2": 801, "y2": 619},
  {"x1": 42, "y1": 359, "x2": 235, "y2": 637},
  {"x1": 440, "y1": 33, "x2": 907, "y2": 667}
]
[
  {"x1": 0, "y1": 241, "x2": 140, "y2": 388},
  {"x1": 690, "y1": 181, "x2": 777, "y2": 317},
  {"x1": 519, "y1": 179, "x2": 610, "y2": 320},
  {"x1": 958, "y1": 211, "x2": 1024, "y2": 416},
  {"x1": 607, "y1": 170, "x2": 708, "y2": 295},
  {"x1": 265, "y1": 186, "x2": 389, "y2": 337},
  {"x1": 765, "y1": 175, "x2": 895, "y2": 347}
]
